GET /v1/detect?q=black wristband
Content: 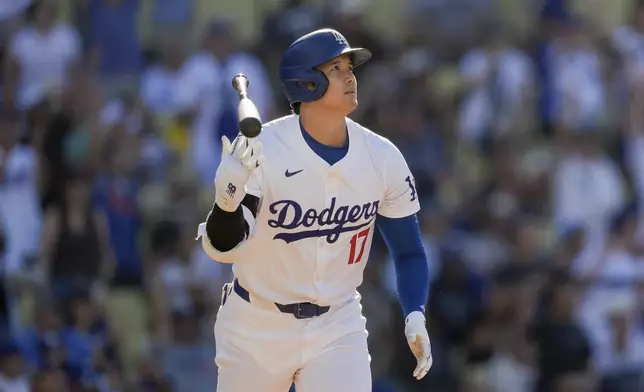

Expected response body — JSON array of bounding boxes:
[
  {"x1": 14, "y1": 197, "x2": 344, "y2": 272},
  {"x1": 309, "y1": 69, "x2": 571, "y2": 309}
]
[{"x1": 205, "y1": 194, "x2": 260, "y2": 252}]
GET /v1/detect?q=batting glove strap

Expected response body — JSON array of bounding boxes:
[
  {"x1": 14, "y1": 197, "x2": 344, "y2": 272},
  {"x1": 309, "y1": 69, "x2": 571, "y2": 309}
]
[
  {"x1": 404, "y1": 311, "x2": 433, "y2": 380},
  {"x1": 214, "y1": 135, "x2": 264, "y2": 212}
]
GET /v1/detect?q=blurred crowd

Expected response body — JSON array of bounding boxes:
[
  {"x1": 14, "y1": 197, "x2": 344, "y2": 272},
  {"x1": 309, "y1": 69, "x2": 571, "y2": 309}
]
[{"x1": 1, "y1": 0, "x2": 644, "y2": 391}]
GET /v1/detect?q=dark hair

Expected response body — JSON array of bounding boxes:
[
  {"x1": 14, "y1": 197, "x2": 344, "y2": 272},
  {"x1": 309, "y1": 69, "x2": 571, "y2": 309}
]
[{"x1": 291, "y1": 102, "x2": 301, "y2": 115}]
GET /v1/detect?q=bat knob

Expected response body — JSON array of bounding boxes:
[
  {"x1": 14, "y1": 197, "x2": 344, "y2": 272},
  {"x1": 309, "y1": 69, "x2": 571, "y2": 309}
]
[
  {"x1": 240, "y1": 117, "x2": 262, "y2": 138},
  {"x1": 232, "y1": 74, "x2": 249, "y2": 95}
]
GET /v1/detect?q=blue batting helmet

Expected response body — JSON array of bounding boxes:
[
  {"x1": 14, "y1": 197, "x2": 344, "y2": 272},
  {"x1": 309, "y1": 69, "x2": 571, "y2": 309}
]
[{"x1": 279, "y1": 28, "x2": 372, "y2": 105}]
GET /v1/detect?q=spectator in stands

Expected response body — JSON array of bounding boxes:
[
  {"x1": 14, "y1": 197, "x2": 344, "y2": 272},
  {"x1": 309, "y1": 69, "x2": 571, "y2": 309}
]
[
  {"x1": 552, "y1": 131, "x2": 626, "y2": 235},
  {"x1": 158, "y1": 310, "x2": 216, "y2": 392},
  {"x1": 0, "y1": 115, "x2": 41, "y2": 334},
  {"x1": 458, "y1": 23, "x2": 535, "y2": 146},
  {"x1": 3, "y1": 0, "x2": 81, "y2": 114},
  {"x1": 0, "y1": 342, "x2": 29, "y2": 392},
  {"x1": 63, "y1": 294, "x2": 119, "y2": 386},
  {"x1": 328, "y1": 0, "x2": 386, "y2": 64},
  {"x1": 94, "y1": 143, "x2": 145, "y2": 378},
  {"x1": 610, "y1": 0, "x2": 644, "y2": 79},
  {"x1": 260, "y1": 0, "x2": 324, "y2": 54},
  {"x1": 38, "y1": 171, "x2": 114, "y2": 304},
  {"x1": 595, "y1": 297, "x2": 644, "y2": 392},
  {"x1": 546, "y1": 16, "x2": 607, "y2": 133},
  {"x1": 171, "y1": 20, "x2": 230, "y2": 188},
  {"x1": 484, "y1": 330, "x2": 536, "y2": 392},
  {"x1": 76, "y1": 0, "x2": 142, "y2": 94},
  {"x1": 429, "y1": 252, "x2": 486, "y2": 349},
  {"x1": 140, "y1": 39, "x2": 185, "y2": 117},
  {"x1": 213, "y1": 19, "x2": 274, "y2": 133},
  {"x1": 17, "y1": 300, "x2": 64, "y2": 373},
  {"x1": 149, "y1": 0, "x2": 193, "y2": 42},
  {"x1": 31, "y1": 366, "x2": 69, "y2": 392},
  {"x1": 148, "y1": 220, "x2": 194, "y2": 339},
  {"x1": 135, "y1": 354, "x2": 172, "y2": 392},
  {"x1": 94, "y1": 144, "x2": 141, "y2": 289},
  {"x1": 532, "y1": 274, "x2": 594, "y2": 392},
  {"x1": 173, "y1": 18, "x2": 273, "y2": 187}
]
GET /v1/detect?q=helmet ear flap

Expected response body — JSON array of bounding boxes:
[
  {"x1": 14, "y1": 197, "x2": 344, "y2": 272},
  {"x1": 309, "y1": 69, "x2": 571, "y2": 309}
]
[
  {"x1": 309, "y1": 69, "x2": 329, "y2": 99},
  {"x1": 302, "y1": 69, "x2": 328, "y2": 92},
  {"x1": 280, "y1": 68, "x2": 330, "y2": 104}
]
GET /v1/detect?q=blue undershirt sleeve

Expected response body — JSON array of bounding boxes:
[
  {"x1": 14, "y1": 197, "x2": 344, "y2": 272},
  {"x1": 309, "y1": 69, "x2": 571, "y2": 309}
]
[{"x1": 376, "y1": 213, "x2": 430, "y2": 317}]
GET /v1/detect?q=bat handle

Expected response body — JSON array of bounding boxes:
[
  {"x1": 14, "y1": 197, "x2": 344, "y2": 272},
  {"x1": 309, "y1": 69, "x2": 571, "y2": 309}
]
[{"x1": 232, "y1": 74, "x2": 249, "y2": 99}]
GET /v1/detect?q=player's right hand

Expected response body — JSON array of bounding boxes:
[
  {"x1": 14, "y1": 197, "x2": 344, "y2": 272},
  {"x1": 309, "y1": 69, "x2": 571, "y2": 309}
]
[{"x1": 214, "y1": 135, "x2": 264, "y2": 212}]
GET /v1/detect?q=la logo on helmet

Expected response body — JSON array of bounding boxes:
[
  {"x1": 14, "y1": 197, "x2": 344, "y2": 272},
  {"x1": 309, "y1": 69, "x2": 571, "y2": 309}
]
[{"x1": 331, "y1": 31, "x2": 348, "y2": 46}]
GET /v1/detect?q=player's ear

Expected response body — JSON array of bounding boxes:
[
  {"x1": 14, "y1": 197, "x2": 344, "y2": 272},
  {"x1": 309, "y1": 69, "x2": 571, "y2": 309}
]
[{"x1": 303, "y1": 82, "x2": 316, "y2": 91}]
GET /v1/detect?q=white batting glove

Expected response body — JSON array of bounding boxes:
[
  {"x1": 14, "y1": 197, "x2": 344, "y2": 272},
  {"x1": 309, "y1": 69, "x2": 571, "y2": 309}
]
[
  {"x1": 214, "y1": 135, "x2": 264, "y2": 212},
  {"x1": 405, "y1": 311, "x2": 433, "y2": 380}
]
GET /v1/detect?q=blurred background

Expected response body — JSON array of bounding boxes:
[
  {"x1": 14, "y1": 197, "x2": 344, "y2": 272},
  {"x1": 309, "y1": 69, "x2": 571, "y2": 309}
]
[{"x1": 1, "y1": 0, "x2": 644, "y2": 391}]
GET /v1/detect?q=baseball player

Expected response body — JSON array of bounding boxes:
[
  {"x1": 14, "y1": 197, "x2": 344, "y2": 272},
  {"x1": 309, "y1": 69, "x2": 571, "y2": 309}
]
[{"x1": 197, "y1": 28, "x2": 432, "y2": 392}]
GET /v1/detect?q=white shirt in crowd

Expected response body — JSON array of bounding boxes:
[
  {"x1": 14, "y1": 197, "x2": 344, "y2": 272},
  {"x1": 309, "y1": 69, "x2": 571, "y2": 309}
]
[
  {"x1": 173, "y1": 51, "x2": 223, "y2": 186},
  {"x1": 552, "y1": 152, "x2": 625, "y2": 234},
  {"x1": 140, "y1": 64, "x2": 181, "y2": 116},
  {"x1": 458, "y1": 47, "x2": 534, "y2": 142},
  {"x1": 625, "y1": 133, "x2": 644, "y2": 242},
  {"x1": 158, "y1": 258, "x2": 195, "y2": 313},
  {"x1": 158, "y1": 248, "x2": 234, "y2": 313},
  {"x1": 190, "y1": 243, "x2": 232, "y2": 298},
  {"x1": 590, "y1": 288, "x2": 644, "y2": 375},
  {"x1": 221, "y1": 52, "x2": 274, "y2": 125},
  {"x1": 576, "y1": 249, "x2": 644, "y2": 359},
  {"x1": 8, "y1": 22, "x2": 81, "y2": 110},
  {"x1": 594, "y1": 321, "x2": 644, "y2": 375},
  {"x1": 0, "y1": 374, "x2": 30, "y2": 392},
  {"x1": 0, "y1": 144, "x2": 41, "y2": 276},
  {"x1": 612, "y1": 25, "x2": 644, "y2": 68},
  {"x1": 485, "y1": 353, "x2": 536, "y2": 392},
  {"x1": 548, "y1": 43, "x2": 606, "y2": 130},
  {"x1": 0, "y1": 0, "x2": 30, "y2": 21}
]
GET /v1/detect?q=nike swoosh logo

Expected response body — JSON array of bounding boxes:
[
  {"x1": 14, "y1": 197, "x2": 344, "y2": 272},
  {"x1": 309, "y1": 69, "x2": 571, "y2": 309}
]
[{"x1": 285, "y1": 169, "x2": 303, "y2": 177}]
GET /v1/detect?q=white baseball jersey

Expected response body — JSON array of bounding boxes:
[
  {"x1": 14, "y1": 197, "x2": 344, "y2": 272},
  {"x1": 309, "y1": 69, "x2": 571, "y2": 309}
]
[{"x1": 200, "y1": 114, "x2": 420, "y2": 306}]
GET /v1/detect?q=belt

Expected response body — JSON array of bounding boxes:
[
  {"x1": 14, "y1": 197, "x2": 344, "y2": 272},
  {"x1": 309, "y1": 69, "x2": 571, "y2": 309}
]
[{"x1": 233, "y1": 279, "x2": 330, "y2": 319}]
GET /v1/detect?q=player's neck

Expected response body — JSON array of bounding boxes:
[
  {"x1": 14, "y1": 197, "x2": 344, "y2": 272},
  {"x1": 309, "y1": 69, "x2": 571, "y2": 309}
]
[{"x1": 299, "y1": 108, "x2": 347, "y2": 147}]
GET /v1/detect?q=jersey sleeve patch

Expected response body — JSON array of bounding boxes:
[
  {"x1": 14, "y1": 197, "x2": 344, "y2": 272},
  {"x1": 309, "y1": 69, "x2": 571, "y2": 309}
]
[{"x1": 378, "y1": 142, "x2": 421, "y2": 219}]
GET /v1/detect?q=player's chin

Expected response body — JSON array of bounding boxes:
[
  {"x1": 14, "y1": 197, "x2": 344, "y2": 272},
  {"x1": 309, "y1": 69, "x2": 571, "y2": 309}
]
[{"x1": 343, "y1": 93, "x2": 359, "y2": 110}]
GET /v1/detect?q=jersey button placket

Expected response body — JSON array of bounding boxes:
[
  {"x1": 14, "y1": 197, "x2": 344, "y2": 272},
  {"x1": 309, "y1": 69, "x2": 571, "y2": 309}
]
[
  {"x1": 316, "y1": 172, "x2": 334, "y2": 288},
  {"x1": 319, "y1": 171, "x2": 338, "y2": 285},
  {"x1": 313, "y1": 174, "x2": 330, "y2": 291}
]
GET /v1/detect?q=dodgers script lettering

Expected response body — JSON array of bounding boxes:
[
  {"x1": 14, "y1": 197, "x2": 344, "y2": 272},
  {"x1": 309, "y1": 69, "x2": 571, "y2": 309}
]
[{"x1": 268, "y1": 197, "x2": 379, "y2": 244}]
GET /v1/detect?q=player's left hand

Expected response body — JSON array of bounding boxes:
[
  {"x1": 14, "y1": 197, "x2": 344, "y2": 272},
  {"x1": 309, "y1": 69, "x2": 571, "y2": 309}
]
[{"x1": 405, "y1": 311, "x2": 432, "y2": 380}]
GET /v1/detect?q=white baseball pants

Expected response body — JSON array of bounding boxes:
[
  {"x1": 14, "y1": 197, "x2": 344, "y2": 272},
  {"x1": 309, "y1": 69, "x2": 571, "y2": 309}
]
[{"x1": 214, "y1": 286, "x2": 372, "y2": 392}]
